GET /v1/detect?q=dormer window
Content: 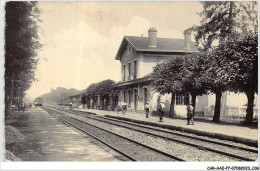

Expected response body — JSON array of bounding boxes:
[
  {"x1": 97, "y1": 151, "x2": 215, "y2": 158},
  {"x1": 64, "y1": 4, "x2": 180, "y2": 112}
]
[{"x1": 128, "y1": 45, "x2": 131, "y2": 52}]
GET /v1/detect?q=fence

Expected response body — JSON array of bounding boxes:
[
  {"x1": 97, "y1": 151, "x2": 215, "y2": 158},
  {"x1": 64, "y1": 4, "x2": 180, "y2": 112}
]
[{"x1": 204, "y1": 105, "x2": 258, "y2": 119}]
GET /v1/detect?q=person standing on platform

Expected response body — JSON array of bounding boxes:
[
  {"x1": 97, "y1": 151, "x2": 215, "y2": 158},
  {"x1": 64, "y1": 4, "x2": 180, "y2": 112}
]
[
  {"x1": 144, "y1": 102, "x2": 150, "y2": 118},
  {"x1": 186, "y1": 103, "x2": 194, "y2": 125},
  {"x1": 116, "y1": 104, "x2": 121, "y2": 114},
  {"x1": 158, "y1": 102, "x2": 165, "y2": 122},
  {"x1": 69, "y1": 101, "x2": 73, "y2": 110}
]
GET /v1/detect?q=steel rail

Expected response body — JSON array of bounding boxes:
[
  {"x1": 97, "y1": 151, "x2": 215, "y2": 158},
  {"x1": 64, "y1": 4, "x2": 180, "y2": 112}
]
[
  {"x1": 100, "y1": 116, "x2": 258, "y2": 152},
  {"x1": 94, "y1": 115, "x2": 258, "y2": 152},
  {"x1": 84, "y1": 115, "x2": 256, "y2": 161},
  {"x1": 44, "y1": 106, "x2": 257, "y2": 161},
  {"x1": 42, "y1": 106, "x2": 185, "y2": 161},
  {"x1": 50, "y1": 112, "x2": 136, "y2": 161},
  {"x1": 49, "y1": 105, "x2": 258, "y2": 153}
]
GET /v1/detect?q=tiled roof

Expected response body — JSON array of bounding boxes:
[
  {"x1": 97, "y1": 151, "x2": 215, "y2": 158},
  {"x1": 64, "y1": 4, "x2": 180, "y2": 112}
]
[
  {"x1": 115, "y1": 36, "x2": 199, "y2": 59},
  {"x1": 125, "y1": 36, "x2": 198, "y2": 52}
]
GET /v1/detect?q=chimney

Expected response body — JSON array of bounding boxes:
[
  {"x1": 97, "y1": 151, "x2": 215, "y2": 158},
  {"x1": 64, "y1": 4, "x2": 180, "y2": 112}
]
[
  {"x1": 148, "y1": 27, "x2": 157, "y2": 48},
  {"x1": 184, "y1": 30, "x2": 191, "y2": 50}
]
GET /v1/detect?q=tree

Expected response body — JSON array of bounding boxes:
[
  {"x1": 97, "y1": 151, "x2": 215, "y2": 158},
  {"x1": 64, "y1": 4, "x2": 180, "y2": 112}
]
[
  {"x1": 202, "y1": 32, "x2": 258, "y2": 124},
  {"x1": 5, "y1": 2, "x2": 42, "y2": 113},
  {"x1": 203, "y1": 50, "x2": 231, "y2": 122},
  {"x1": 95, "y1": 79, "x2": 115, "y2": 109},
  {"x1": 85, "y1": 83, "x2": 98, "y2": 109},
  {"x1": 190, "y1": 1, "x2": 257, "y2": 50},
  {"x1": 152, "y1": 57, "x2": 185, "y2": 118},
  {"x1": 85, "y1": 83, "x2": 97, "y2": 101},
  {"x1": 95, "y1": 79, "x2": 115, "y2": 100},
  {"x1": 152, "y1": 53, "x2": 209, "y2": 118},
  {"x1": 81, "y1": 94, "x2": 87, "y2": 108},
  {"x1": 182, "y1": 52, "x2": 209, "y2": 115},
  {"x1": 214, "y1": 33, "x2": 258, "y2": 125},
  {"x1": 85, "y1": 80, "x2": 115, "y2": 109},
  {"x1": 187, "y1": 1, "x2": 257, "y2": 122},
  {"x1": 38, "y1": 87, "x2": 80, "y2": 104}
]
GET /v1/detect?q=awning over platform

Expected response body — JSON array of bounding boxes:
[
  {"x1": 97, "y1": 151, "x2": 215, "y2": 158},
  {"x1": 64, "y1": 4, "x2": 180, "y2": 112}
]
[{"x1": 112, "y1": 74, "x2": 152, "y2": 88}]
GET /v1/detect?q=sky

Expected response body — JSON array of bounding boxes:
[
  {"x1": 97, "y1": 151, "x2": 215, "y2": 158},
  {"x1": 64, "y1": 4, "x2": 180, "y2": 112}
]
[{"x1": 26, "y1": 1, "x2": 203, "y2": 100}]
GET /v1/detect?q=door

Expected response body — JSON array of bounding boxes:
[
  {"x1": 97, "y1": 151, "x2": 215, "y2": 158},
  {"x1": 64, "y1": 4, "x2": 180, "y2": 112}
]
[
  {"x1": 144, "y1": 88, "x2": 148, "y2": 105},
  {"x1": 134, "y1": 89, "x2": 137, "y2": 110}
]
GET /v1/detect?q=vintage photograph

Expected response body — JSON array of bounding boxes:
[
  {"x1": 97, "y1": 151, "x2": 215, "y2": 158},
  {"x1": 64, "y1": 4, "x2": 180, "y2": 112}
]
[{"x1": 3, "y1": 0, "x2": 258, "y2": 167}]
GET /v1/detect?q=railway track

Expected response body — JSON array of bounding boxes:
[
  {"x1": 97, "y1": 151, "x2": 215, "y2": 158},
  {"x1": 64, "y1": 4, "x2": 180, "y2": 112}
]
[
  {"x1": 42, "y1": 106, "x2": 184, "y2": 161},
  {"x1": 42, "y1": 105, "x2": 258, "y2": 161}
]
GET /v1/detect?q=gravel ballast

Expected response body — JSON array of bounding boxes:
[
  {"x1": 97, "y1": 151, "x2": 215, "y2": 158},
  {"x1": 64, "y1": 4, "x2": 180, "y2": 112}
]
[
  {"x1": 45, "y1": 106, "x2": 258, "y2": 162},
  {"x1": 61, "y1": 112, "x2": 242, "y2": 161}
]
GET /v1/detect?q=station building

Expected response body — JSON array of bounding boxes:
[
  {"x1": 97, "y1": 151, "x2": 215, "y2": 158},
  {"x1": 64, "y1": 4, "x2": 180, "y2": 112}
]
[
  {"x1": 112, "y1": 27, "x2": 258, "y2": 118},
  {"x1": 68, "y1": 89, "x2": 86, "y2": 107},
  {"x1": 112, "y1": 28, "x2": 199, "y2": 117}
]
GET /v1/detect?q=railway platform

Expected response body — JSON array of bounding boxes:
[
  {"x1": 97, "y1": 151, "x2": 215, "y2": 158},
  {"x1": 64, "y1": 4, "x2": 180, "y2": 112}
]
[
  {"x1": 75, "y1": 108, "x2": 258, "y2": 146},
  {"x1": 5, "y1": 107, "x2": 127, "y2": 161}
]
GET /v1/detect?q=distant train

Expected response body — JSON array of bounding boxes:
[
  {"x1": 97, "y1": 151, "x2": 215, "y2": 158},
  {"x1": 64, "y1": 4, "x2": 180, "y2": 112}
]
[{"x1": 34, "y1": 98, "x2": 43, "y2": 106}]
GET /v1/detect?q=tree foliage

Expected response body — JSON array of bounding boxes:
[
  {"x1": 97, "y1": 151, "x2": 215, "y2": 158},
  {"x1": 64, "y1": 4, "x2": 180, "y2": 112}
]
[
  {"x1": 85, "y1": 79, "x2": 115, "y2": 100},
  {"x1": 214, "y1": 33, "x2": 258, "y2": 94},
  {"x1": 152, "y1": 57, "x2": 185, "y2": 117},
  {"x1": 203, "y1": 49, "x2": 233, "y2": 122},
  {"x1": 85, "y1": 83, "x2": 98, "y2": 100},
  {"x1": 182, "y1": 52, "x2": 209, "y2": 112},
  {"x1": 182, "y1": 52, "x2": 209, "y2": 95},
  {"x1": 152, "y1": 54, "x2": 209, "y2": 117},
  {"x1": 188, "y1": 1, "x2": 258, "y2": 50},
  {"x1": 38, "y1": 87, "x2": 80, "y2": 104},
  {"x1": 5, "y1": 2, "x2": 42, "y2": 109},
  {"x1": 81, "y1": 94, "x2": 87, "y2": 105},
  {"x1": 152, "y1": 57, "x2": 185, "y2": 95},
  {"x1": 151, "y1": 31, "x2": 257, "y2": 124},
  {"x1": 213, "y1": 32, "x2": 258, "y2": 124},
  {"x1": 95, "y1": 79, "x2": 116, "y2": 99},
  {"x1": 186, "y1": 1, "x2": 257, "y2": 123}
]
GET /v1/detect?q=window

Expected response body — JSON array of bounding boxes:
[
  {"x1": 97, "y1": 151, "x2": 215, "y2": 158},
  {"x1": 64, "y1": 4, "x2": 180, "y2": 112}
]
[
  {"x1": 176, "y1": 94, "x2": 189, "y2": 105},
  {"x1": 128, "y1": 63, "x2": 131, "y2": 80},
  {"x1": 128, "y1": 90, "x2": 132, "y2": 105},
  {"x1": 134, "y1": 60, "x2": 137, "y2": 79},
  {"x1": 123, "y1": 91, "x2": 126, "y2": 102},
  {"x1": 123, "y1": 65, "x2": 126, "y2": 81}
]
